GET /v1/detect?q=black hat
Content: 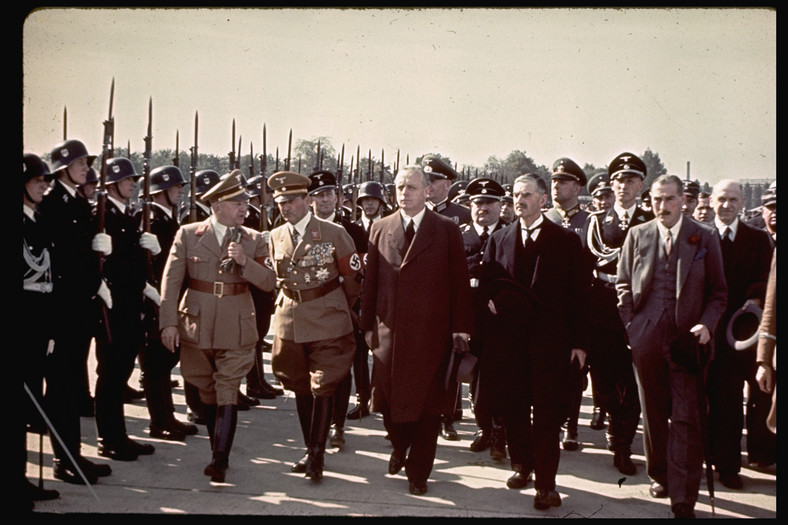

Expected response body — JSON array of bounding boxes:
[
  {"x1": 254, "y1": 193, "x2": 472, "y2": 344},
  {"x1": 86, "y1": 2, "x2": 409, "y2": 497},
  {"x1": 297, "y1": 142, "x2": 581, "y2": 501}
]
[
  {"x1": 357, "y1": 180, "x2": 386, "y2": 203},
  {"x1": 684, "y1": 180, "x2": 700, "y2": 199},
  {"x1": 23, "y1": 153, "x2": 53, "y2": 183},
  {"x1": 762, "y1": 187, "x2": 776, "y2": 207},
  {"x1": 421, "y1": 154, "x2": 459, "y2": 181},
  {"x1": 726, "y1": 302, "x2": 763, "y2": 351},
  {"x1": 466, "y1": 177, "x2": 505, "y2": 202},
  {"x1": 268, "y1": 171, "x2": 310, "y2": 203},
  {"x1": 308, "y1": 170, "x2": 337, "y2": 195},
  {"x1": 551, "y1": 157, "x2": 587, "y2": 186},
  {"x1": 448, "y1": 180, "x2": 469, "y2": 202},
  {"x1": 201, "y1": 169, "x2": 249, "y2": 203},
  {"x1": 588, "y1": 173, "x2": 613, "y2": 197},
  {"x1": 609, "y1": 152, "x2": 646, "y2": 180}
]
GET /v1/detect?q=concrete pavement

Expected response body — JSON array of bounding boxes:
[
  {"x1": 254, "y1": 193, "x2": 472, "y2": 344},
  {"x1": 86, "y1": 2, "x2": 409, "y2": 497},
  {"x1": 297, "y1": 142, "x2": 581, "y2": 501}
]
[{"x1": 27, "y1": 336, "x2": 777, "y2": 517}]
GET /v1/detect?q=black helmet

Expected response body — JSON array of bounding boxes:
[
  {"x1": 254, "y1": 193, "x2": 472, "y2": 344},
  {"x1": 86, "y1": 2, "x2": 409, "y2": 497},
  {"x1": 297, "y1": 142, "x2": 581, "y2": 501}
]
[
  {"x1": 84, "y1": 167, "x2": 99, "y2": 184},
  {"x1": 150, "y1": 165, "x2": 186, "y2": 193},
  {"x1": 50, "y1": 139, "x2": 96, "y2": 172},
  {"x1": 245, "y1": 174, "x2": 262, "y2": 197},
  {"x1": 357, "y1": 181, "x2": 386, "y2": 203},
  {"x1": 194, "y1": 170, "x2": 221, "y2": 196},
  {"x1": 23, "y1": 153, "x2": 53, "y2": 183},
  {"x1": 104, "y1": 157, "x2": 141, "y2": 184}
]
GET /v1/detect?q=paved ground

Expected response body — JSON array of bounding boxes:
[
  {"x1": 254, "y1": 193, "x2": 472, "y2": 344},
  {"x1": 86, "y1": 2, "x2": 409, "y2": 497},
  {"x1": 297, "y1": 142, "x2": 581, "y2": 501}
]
[{"x1": 27, "y1": 334, "x2": 776, "y2": 517}]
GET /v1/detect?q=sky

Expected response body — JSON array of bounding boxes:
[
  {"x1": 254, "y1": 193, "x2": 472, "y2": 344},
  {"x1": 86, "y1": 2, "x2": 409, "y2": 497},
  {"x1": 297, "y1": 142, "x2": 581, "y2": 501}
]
[{"x1": 22, "y1": 7, "x2": 776, "y2": 185}]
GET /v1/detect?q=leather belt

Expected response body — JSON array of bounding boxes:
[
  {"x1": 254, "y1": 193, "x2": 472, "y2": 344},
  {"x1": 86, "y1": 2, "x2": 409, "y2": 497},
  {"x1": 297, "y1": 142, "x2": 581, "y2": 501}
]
[
  {"x1": 188, "y1": 278, "x2": 249, "y2": 298},
  {"x1": 282, "y1": 278, "x2": 340, "y2": 303},
  {"x1": 24, "y1": 282, "x2": 53, "y2": 293}
]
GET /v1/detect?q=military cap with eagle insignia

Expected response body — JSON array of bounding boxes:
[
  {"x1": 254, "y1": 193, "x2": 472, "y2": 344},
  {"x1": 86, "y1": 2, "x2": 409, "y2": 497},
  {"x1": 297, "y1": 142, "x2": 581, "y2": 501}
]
[
  {"x1": 307, "y1": 170, "x2": 337, "y2": 195},
  {"x1": 267, "y1": 171, "x2": 310, "y2": 203},
  {"x1": 421, "y1": 154, "x2": 460, "y2": 182},
  {"x1": 551, "y1": 157, "x2": 587, "y2": 186},
  {"x1": 608, "y1": 152, "x2": 647, "y2": 181},
  {"x1": 465, "y1": 177, "x2": 505, "y2": 203}
]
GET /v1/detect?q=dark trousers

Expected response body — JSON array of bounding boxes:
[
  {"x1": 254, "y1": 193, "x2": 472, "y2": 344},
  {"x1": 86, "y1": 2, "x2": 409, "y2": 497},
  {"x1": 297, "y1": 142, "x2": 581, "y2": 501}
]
[
  {"x1": 139, "y1": 335, "x2": 180, "y2": 428},
  {"x1": 383, "y1": 412, "x2": 442, "y2": 485}
]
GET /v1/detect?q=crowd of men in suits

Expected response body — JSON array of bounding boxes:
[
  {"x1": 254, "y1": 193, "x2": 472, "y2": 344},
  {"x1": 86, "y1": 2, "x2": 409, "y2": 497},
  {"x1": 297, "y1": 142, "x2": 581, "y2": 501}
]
[{"x1": 23, "y1": 140, "x2": 776, "y2": 517}]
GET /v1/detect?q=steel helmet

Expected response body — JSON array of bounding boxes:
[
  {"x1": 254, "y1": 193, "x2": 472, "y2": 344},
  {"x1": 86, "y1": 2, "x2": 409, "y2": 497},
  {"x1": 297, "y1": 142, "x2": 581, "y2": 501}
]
[
  {"x1": 194, "y1": 169, "x2": 221, "y2": 196},
  {"x1": 50, "y1": 139, "x2": 96, "y2": 172},
  {"x1": 23, "y1": 153, "x2": 53, "y2": 183},
  {"x1": 150, "y1": 165, "x2": 186, "y2": 194},
  {"x1": 104, "y1": 157, "x2": 141, "y2": 184},
  {"x1": 357, "y1": 181, "x2": 386, "y2": 203}
]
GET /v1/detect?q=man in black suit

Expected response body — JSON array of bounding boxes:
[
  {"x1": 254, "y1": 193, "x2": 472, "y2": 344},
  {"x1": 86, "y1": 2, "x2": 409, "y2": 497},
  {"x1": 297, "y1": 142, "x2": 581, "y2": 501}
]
[
  {"x1": 307, "y1": 170, "x2": 368, "y2": 449},
  {"x1": 459, "y1": 178, "x2": 507, "y2": 460},
  {"x1": 707, "y1": 179, "x2": 775, "y2": 487},
  {"x1": 480, "y1": 174, "x2": 590, "y2": 510}
]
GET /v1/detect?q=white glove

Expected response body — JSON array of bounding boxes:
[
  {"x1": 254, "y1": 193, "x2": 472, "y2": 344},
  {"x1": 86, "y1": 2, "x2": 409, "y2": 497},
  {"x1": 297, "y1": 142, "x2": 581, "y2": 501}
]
[
  {"x1": 46, "y1": 339, "x2": 55, "y2": 356},
  {"x1": 142, "y1": 282, "x2": 161, "y2": 306},
  {"x1": 139, "y1": 232, "x2": 162, "y2": 256},
  {"x1": 97, "y1": 279, "x2": 113, "y2": 309},
  {"x1": 92, "y1": 232, "x2": 113, "y2": 256},
  {"x1": 262, "y1": 230, "x2": 270, "y2": 244}
]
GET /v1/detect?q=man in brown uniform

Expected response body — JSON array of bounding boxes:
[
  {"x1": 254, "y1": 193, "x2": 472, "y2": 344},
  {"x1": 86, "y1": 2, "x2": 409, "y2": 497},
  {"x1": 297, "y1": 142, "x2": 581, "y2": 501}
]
[
  {"x1": 159, "y1": 170, "x2": 276, "y2": 483},
  {"x1": 267, "y1": 171, "x2": 363, "y2": 482}
]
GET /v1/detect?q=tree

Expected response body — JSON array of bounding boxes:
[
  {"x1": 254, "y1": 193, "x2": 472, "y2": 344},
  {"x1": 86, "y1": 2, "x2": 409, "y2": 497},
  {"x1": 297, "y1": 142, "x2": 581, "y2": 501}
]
[{"x1": 641, "y1": 148, "x2": 667, "y2": 190}]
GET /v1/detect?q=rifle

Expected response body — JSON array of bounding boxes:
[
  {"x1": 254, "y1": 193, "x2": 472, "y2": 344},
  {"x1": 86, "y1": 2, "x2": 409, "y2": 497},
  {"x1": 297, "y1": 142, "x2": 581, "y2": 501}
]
[
  {"x1": 314, "y1": 140, "x2": 321, "y2": 173},
  {"x1": 275, "y1": 147, "x2": 280, "y2": 171},
  {"x1": 259, "y1": 123, "x2": 268, "y2": 231},
  {"x1": 335, "y1": 144, "x2": 344, "y2": 216},
  {"x1": 97, "y1": 78, "x2": 114, "y2": 343},
  {"x1": 285, "y1": 129, "x2": 292, "y2": 171},
  {"x1": 189, "y1": 111, "x2": 199, "y2": 223},
  {"x1": 173, "y1": 130, "x2": 179, "y2": 167},
  {"x1": 63, "y1": 106, "x2": 67, "y2": 140},
  {"x1": 237, "y1": 135, "x2": 242, "y2": 171},
  {"x1": 229, "y1": 119, "x2": 236, "y2": 172},
  {"x1": 396, "y1": 149, "x2": 400, "y2": 174},
  {"x1": 380, "y1": 149, "x2": 385, "y2": 183},
  {"x1": 141, "y1": 98, "x2": 158, "y2": 321},
  {"x1": 368, "y1": 149, "x2": 372, "y2": 182}
]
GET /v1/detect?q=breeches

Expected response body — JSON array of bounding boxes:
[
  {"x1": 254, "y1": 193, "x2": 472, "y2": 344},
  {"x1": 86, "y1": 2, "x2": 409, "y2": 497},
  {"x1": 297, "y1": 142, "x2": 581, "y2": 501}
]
[
  {"x1": 180, "y1": 342, "x2": 254, "y2": 406},
  {"x1": 272, "y1": 332, "x2": 355, "y2": 397}
]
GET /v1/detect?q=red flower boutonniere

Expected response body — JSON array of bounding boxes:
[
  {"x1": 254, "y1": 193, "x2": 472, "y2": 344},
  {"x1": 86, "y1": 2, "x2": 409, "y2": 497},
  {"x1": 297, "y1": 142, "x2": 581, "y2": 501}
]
[{"x1": 688, "y1": 234, "x2": 701, "y2": 245}]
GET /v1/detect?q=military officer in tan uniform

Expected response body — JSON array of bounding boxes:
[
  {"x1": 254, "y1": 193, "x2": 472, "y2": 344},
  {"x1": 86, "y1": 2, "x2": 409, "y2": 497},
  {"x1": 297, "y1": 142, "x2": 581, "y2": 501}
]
[
  {"x1": 159, "y1": 170, "x2": 276, "y2": 483},
  {"x1": 267, "y1": 171, "x2": 363, "y2": 482}
]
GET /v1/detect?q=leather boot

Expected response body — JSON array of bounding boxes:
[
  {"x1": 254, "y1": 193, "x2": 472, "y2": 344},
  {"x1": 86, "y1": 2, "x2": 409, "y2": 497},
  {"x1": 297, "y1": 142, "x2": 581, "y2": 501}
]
[
  {"x1": 185, "y1": 382, "x2": 205, "y2": 424},
  {"x1": 162, "y1": 375, "x2": 198, "y2": 436},
  {"x1": 202, "y1": 404, "x2": 217, "y2": 448},
  {"x1": 590, "y1": 405, "x2": 607, "y2": 430},
  {"x1": 204, "y1": 405, "x2": 237, "y2": 482},
  {"x1": 490, "y1": 417, "x2": 507, "y2": 459},
  {"x1": 292, "y1": 394, "x2": 314, "y2": 473},
  {"x1": 305, "y1": 396, "x2": 333, "y2": 481}
]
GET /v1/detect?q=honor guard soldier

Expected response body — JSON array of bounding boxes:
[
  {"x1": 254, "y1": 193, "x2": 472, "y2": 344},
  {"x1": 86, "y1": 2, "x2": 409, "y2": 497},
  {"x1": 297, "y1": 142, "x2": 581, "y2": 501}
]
[
  {"x1": 136, "y1": 165, "x2": 198, "y2": 441},
  {"x1": 241, "y1": 174, "x2": 285, "y2": 401},
  {"x1": 306, "y1": 170, "x2": 368, "y2": 448},
  {"x1": 422, "y1": 154, "x2": 471, "y2": 226},
  {"x1": 544, "y1": 157, "x2": 590, "y2": 452},
  {"x1": 460, "y1": 178, "x2": 507, "y2": 459},
  {"x1": 584, "y1": 152, "x2": 653, "y2": 476},
  {"x1": 180, "y1": 169, "x2": 220, "y2": 224},
  {"x1": 267, "y1": 171, "x2": 363, "y2": 481},
  {"x1": 22, "y1": 153, "x2": 61, "y2": 504},
  {"x1": 93, "y1": 157, "x2": 162, "y2": 462},
  {"x1": 159, "y1": 170, "x2": 276, "y2": 483},
  {"x1": 38, "y1": 139, "x2": 113, "y2": 484}
]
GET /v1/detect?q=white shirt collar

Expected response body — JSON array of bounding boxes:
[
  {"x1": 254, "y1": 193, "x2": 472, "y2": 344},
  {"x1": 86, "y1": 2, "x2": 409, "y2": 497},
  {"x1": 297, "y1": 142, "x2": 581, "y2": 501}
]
[
  {"x1": 23, "y1": 203, "x2": 36, "y2": 221},
  {"x1": 107, "y1": 195, "x2": 128, "y2": 215},
  {"x1": 152, "y1": 201, "x2": 174, "y2": 219},
  {"x1": 656, "y1": 214, "x2": 683, "y2": 242},
  {"x1": 57, "y1": 179, "x2": 78, "y2": 198},
  {"x1": 290, "y1": 211, "x2": 313, "y2": 239},
  {"x1": 400, "y1": 207, "x2": 427, "y2": 230},
  {"x1": 211, "y1": 215, "x2": 228, "y2": 244},
  {"x1": 714, "y1": 216, "x2": 739, "y2": 240},
  {"x1": 474, "y1": 221, "x2": 499, "y2": 236},
  {"x1": 613, "y1": 202, "x2": 637, "y2": 221},
  {"x1": 519, "y1": 214, "x2": 545, "y2": 241}
]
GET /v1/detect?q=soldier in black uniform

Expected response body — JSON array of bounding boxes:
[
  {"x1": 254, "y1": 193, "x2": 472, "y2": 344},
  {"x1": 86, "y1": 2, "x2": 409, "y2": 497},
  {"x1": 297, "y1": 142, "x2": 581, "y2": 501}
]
[
  {"x1": 242, "y1": 174, "x2": 285, "y2": 400},
  {"x1": 544, "y1": 158, "x2": 589, "y2": 452},
  {"x1": 136, "y1": 165, "x2": 199, "y2": 441},
  {"x1": 22, "y1": 153, "x2": 61, "y2": 504},
  {"x1": 421, "y1": 154, "x2": 470, "y2": 439},
  {"x1": 500, "y1": 186, "x2": 515, "y2": 225},
  {"x1": 94, "y1": 157, "x2": 161, "y2": 462},
  {"x1": 584, "y1": 152, "x2": 652, "y2": 476},
  {"x1": 306, "y1": 170, "x2": 368, "y2": 448},
  {"x1": 38, "y1": 139, "x2": 113, "y2": 484},
  {"x1": 682, "y1": 180, "x2": 701, "y2": 217},
  {"x1": 459, "y1": 178, "x2": 507, "y2": 460}
]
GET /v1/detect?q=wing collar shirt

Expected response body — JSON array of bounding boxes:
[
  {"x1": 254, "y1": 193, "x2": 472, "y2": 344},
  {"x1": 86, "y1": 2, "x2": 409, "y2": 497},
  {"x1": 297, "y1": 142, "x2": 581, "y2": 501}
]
[{"x1": 519, "y1": 213, "x2": 545, "y2": 242}]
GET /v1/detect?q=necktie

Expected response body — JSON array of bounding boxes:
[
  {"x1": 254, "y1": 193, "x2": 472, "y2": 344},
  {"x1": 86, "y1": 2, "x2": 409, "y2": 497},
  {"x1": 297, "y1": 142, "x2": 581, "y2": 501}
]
[
  {"x1": 722, "y1": 227, "x2": 732, "y2": 242},
  {"x1": 405, "y1": 219, "x2": 415, "y2": 246},
  {"x1": 665, "y1": 230, "x2": 673, "y2": 256},
  {"x1": 292, "y1": 228, "x2": 301, "y2": 245},
  {"x1": 480, "y1": 226, "x2": 489, "y2": 245},
  {"x1": 522, "y1": 224, "x2": 541, "y2": 246}
]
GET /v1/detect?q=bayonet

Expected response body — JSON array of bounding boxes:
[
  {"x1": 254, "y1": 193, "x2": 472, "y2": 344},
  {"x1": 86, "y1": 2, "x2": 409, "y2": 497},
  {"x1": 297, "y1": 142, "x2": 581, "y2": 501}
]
[
  {"x1": 97, "y1": 78, "x2": 115, "y2": 343},
  {"x1": 259, "y1": 123, "x2": 268, "y2": 231},
  {"x1": 286, "y1": 129, "x2": 292, "y2": 171},
  {"x1": 229, "y1": 119, "x2": 236, "y2": 172},
  {"x1": 336, "y1": 144, "x2": 344, "y2": 216},
  {"x1": 368, "y1": 149, "x2": 372, "y2": 182},
  {"x1": 237, "y1": 135, "x2": 242, "y2": 171},
  {"x1": 380, "y1": 149, "x2": 385, "y2": 183},
  {"x1": 173, "y1": 130, "x2": 179, "y2": 167},
  {"x1": 189, "y1": 111, "x2": 199, "y2": 223},
  {"x1": 63, "y1": 106, "x2": 67, "y2": 140}
]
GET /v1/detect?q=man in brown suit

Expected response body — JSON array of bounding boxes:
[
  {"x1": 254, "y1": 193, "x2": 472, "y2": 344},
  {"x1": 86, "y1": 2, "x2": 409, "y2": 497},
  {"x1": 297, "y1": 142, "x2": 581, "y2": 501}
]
[
  {"x1": 159, "y1": 170, "x2": 276, "y2": 483},
  {"x1": 267, "y1": 171, "x2": 363, "y2": 482},
  {"x1": 360, "y1": 165, "x2": 473, "y2": 496}
]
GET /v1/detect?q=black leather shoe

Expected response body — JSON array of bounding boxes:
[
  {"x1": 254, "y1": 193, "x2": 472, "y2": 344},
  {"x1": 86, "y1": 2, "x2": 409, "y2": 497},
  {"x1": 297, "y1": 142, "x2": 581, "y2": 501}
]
[
  {"x1": 346, "y1": 403, "x2": 370, "y2": 420},
  {"x1": 490, "y1": 428, "x2": 507, "y2": 460},
  {"x1": 388, "y1": 450, "x2": 406, "y2": 475},
  {"x1": 187, "y1": 409, "x2": 205, "y2": 424},
  {"x1": 170, "y1": 378, "x2": 180, "y2": 388},
  {"x1": 649, "y1": 481, "x2": 668, "y2": 498},
  {"x1": 150, "y1": 425, "x2": 186, "y2": 441},
  {"x1": 441, "y1": 419, "x2": 459, "y2": 441},
  {"x1": 26, "y1": 479, "x2": 59, "y2": 501},
  {"x1": 76, "y1": 456, "x2": 112, "y2": 477},
  {"x1": 246, "y1": 384, "x2": 277, "y2": 400},
  {"x1": 328, "y1": 425, "x2": 345, "y2": 448},
  {"x1": 170, "y1": 419, "x2": 199, "y2": 436},
  {"x1": 98, "y1": 441, "x2": 138, "y2": 462},
  {"x1": 561, "y1": 428, "x2": 579, "y2": 451},
  {"x1": 124, "y1": 437, "x2": 155, "y2": 456},
  {"x1": 409, "y1": 480, "x2": 427, "y2": 495},
  {"x1": 590, "y1": 407, "x2": 607, "y2": 430},
  {"x1": 238, "y1": 391, "x2": 259, "y2": 407},
  {"x1": 469, "y1": 429, "x2": 491, "y2": 452},
  {"x1": 534, "y1": 489, "x2": 562, "y2": 510},
  {"x1": 613, "y1": 450, "x2": 637, "y2": 476},
  {"x1": 506, "y1": 468, "x2": 533, "y2": 489},
  {"x1": 672, "y1": 502, "x2": 696, "y2": 518},
  {"x1": 53, "y1": 459, "x2": 98, "y2": 484},
  {"x1": 292, "y1": 452, "x2": 309, "y2": 473},
  {"x1": 719, "y1": 472, "x2": 743, "y2": 489},
  {"x1": 123, "y1": 385, "x2": 145, "y2": 403}
]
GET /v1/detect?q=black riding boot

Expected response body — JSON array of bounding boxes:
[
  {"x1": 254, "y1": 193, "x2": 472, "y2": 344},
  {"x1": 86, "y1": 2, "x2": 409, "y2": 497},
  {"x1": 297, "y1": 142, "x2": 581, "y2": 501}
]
[
  {"x1": 292, "y1": 394, "x2": 314, "y2": 473},
  {"x1": 204, "y1": 405, "x2": 237, "y2": 482},
  {"x1": 305, "y1": 396, "x2": 334, "y2": 481},
  {"x1": 202, "y1": 404, "x2": 217, "y2": 448}
]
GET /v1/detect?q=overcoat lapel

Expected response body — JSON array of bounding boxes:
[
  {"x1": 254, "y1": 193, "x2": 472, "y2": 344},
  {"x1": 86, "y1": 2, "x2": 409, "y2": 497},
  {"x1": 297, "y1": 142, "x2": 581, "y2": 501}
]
[
  {"x1": 199, "y1": 219, "x2": 222, "y2": 258},
  {"x1": 402, "y1": 211, "x2": 436, "y2": 267}
]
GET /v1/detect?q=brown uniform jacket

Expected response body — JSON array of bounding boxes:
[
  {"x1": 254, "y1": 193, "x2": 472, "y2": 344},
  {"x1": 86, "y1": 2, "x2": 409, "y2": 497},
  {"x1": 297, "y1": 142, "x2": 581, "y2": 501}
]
[
  {"x1": 269, "y1": 214, "x2": 363, "y2": 344},
  {"x1": 159, "y1": 218, "x2": 275, "y2": 349}
]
